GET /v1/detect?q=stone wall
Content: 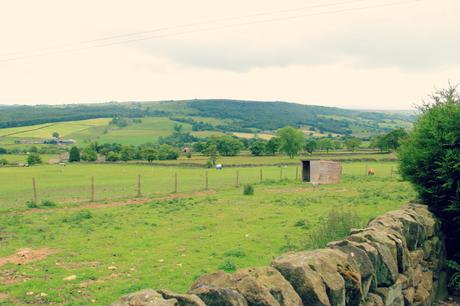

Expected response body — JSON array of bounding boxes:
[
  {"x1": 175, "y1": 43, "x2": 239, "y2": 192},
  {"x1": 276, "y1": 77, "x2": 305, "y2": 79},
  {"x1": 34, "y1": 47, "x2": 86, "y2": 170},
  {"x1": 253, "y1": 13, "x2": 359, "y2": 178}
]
[{"x1": 112, "y1": 204, "x2": 447, "y2": 306}]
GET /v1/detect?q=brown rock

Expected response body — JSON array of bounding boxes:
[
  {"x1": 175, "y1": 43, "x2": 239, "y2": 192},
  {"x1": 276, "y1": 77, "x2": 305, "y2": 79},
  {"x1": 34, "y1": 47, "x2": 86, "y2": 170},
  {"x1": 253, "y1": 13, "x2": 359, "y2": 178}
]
[
  {"x1": 112, "y1": 289, "x2": 178, "y2": 306},
  {"x1": 158, "y1": 289, "x2": 205, "y2": 306},
  {"x1": 363, "y1": 293, "x2": 384, "y2": 306},
  {"x1": 272, "y1": 251, "x2": 330, "y2": 306},
  {"x1": 403, "y1": 287, "x2": 415, "y2": 305},
  {"x1": 189, "y1": 285, "x2": 247, "y2": 306},
  {"x1": 233, "y1": 267, "x2": 302, "y2": 306}
]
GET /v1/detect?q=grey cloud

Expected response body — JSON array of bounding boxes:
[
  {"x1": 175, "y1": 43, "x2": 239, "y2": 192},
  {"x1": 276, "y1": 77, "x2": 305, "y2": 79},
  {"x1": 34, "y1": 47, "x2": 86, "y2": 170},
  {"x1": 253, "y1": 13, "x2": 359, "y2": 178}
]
[{"x1": 133, "y1": 22, "x2": 460, "y2": 72}]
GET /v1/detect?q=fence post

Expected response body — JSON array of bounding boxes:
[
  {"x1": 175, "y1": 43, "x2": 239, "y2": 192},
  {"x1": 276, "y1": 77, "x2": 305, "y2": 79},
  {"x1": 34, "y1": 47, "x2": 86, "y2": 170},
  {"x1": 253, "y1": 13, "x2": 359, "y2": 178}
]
[
  {"x1": 365, "y1": 165, "x2": 368, "y2": 176},
  {"x1": 205, "y1": 171, "x2": 209, "y2": 191},
  {"x1": 174, "y1": 173, "x2": 178, "y2": 193},
  {"x1": 236, "y1": 170, "x2": 239, "y2": 187},
  {"x1": 295, "y1": 167, "x2": 299, "y2": 180},
  {"x1": 260, "y1": 168, "x2": 263, "y2": 183},
  {"x1": 32, "y1": 177, "x2": 38, "y2": 203},
  {"x1": 280, "y1": 167, "x2": 283, "y2": 181},
  {"x1": 91, "y1": 176, "x2": 95, "y2": 202},
  {"x1": 137, "y1": 174, "x2": 142, "y2": 197}
]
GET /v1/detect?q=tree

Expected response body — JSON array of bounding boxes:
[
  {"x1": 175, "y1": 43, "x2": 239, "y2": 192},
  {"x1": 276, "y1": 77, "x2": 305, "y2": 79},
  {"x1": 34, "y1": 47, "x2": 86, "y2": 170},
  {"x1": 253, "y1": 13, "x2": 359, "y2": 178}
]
[
  {"x1": 344, "y1": 137, "x2": 362, "y2": 152},
  {"x1": 304, "y1": 139, "x2": 318, "y2": 154},
  {"x1": 120, "y1": 146, "x2": 135, "y2": 162},
  {"x1": 142, "y1": 148, "x2": 158, "y2": 162},
  {"x1": 265, "y1": 137, "x2": 280, "y2": 155},
  {"x1": 318, "y1": 138, "x2": 334, "y2": 153},
  {"x1": 399, "y1": 85, "x2": 460, "y2": 262},
  {"x1": 250, "y1": 140, "x2": 266, "y2": 156},
  {"x1": 0, "y1": 159, "x2": 7, "y2": 166},
  {"x1": 203, "y1": 144, "x2": 218, "y2": 167},
  {"x1": 383, "y1": 128, "x2": 408, "y2": 150},
  {"x1": 106, "y1": 151, "x2": 120, "y2": 162},
  {"x1": 69, "y1": 146, "x2": 81, "y2": 162},
  {"x1": 27, "y1": 153, "x2": 42, "y2": 165},
  {"x1": 0, "y1": 147, "x2": 7, "y2": 154},
  {"x1": 52, "y1": 132, "x2": 60, "y2": 138},
  {"x1": 277, "y1": 126, "x2": 304, "y2": 158},
  {"x1": 158, "y1": 145, "x2": 179, "y2": 160},
  {"x1": 212, "y1": 136, "x2": 243, "y2": 156},
  {"x1": 81, "y1": 147, "x2": 97, "y2": 162}
]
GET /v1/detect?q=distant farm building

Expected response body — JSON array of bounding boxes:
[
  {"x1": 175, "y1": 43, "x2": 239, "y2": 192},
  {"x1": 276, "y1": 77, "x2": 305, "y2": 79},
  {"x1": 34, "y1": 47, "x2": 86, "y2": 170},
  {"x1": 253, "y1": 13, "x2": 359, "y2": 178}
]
[{"x1": 301, "y1": 159, "x2": 342, "y2": 184}]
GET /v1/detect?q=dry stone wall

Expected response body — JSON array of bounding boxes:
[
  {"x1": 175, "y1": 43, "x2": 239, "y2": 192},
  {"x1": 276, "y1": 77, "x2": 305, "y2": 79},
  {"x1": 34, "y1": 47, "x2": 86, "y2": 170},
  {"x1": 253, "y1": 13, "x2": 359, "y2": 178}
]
[{"x1": 112, "y1": 204, "x2": 447, "y2": 306}]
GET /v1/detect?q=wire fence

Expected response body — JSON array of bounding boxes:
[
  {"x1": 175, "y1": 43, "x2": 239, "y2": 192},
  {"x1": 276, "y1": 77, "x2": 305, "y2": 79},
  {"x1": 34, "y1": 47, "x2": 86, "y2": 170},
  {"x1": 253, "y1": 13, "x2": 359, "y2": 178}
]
[{"x1": 0, "y1": 162, "x2": 398, "y2": 212}]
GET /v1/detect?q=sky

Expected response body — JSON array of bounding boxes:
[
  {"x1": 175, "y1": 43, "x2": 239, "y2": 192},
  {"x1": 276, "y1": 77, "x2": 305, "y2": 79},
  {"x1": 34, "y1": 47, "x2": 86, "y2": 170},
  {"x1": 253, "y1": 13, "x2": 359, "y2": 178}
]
[{"x1": 0, "y1": 0, "x2": 459, "y2": 109}]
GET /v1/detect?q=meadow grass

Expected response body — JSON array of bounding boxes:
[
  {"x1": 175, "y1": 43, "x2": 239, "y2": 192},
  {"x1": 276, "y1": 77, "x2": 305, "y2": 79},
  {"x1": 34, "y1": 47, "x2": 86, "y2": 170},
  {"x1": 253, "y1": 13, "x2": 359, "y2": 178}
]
[
  {"x1": 0, "y1": 161, "x2": 398, "y2": 212},
  {"x1": 0, "y1": 172, "x2": 415, "y2": 305}
]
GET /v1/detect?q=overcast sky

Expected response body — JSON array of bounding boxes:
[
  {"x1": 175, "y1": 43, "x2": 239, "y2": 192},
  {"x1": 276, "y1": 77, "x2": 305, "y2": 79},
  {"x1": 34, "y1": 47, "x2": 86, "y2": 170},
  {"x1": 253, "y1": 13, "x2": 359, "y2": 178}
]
[{"x1": 0, "y1": 0, "x2": 458, "y2": 109}]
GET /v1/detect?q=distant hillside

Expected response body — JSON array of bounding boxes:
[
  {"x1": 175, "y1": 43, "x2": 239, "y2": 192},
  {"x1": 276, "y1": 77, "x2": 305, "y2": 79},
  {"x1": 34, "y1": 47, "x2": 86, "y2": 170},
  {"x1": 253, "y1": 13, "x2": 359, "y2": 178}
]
[{"x1": 0, "y1": 99, "x2": 414, "y2": 136}]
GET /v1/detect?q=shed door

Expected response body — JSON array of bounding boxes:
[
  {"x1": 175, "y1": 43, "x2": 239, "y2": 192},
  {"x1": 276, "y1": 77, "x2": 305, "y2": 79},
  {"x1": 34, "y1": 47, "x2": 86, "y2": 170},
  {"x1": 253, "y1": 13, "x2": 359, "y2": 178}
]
[{"x1": 302, "y1": 161, "x2": 310, "y2": 182}]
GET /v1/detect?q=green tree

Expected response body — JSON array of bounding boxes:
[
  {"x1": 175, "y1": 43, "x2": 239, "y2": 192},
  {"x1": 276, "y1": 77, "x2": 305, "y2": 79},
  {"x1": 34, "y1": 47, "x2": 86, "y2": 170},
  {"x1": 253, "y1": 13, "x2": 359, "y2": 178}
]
[
  {"x1": 52, "y1": 132, "x2": 60, "y2": 138},
  {"x1": 106, "y1": 151, "x2": 120, "y2": 162},
  {"x1": 277, "y1": 126, "x2": 304, "y2": 158},
  {"x1": 142, "y1": 148, "x2": 158, "y2": 162},
  {"x1": 213, "y1": 136, "x2": 243, "y2": 156},
  {"x1": 27, "y1": 153, "x2": 42, "y2": 165},
  {"x1": 0, "y1": 158, "x2": 7, "y2": 166},
  {"x1": 399, "y1": 85, "x2": 460, "y2": 262},
  {"x1": 384, "y1": 128, "x2": 408, "y2": 150},
  {"x1": 69, "y1": 146, "x2": 81, "y2": 162},
  {"x1": 344, "y1": 137, "x2": 362, "y2": 152},
  {"x1": 81, "y1": 147, "x2": 97, "y2": 162},
  {"x1": 318, "y1": 138, "x2": 334, "y2": 153},
  {"x1": 120, "y1": 146, "x2": 135, "y2": 162},
  {"x1": 265, "y1": 137, "x2": 280, "y2": 155},
  {"x1": 304, "y1": 139, "x2": 318, "y2": 154},
  {"x1": 249, "y1": 140, "x2": 266, "y2": 156},
  {"x1": 158, "y1": 145, "x2": 180, "y2": 160},
  {"x1": 203, "y1": 144, "x2": 218, "y2": 167}
]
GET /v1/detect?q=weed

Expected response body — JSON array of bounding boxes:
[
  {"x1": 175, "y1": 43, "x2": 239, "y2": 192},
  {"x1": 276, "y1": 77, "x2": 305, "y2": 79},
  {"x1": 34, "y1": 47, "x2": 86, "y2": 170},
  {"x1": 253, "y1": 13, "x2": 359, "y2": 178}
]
[
  {"x1": 243, "y1": 184, "x2": 254, "y2": 195},
  {"x1": 224, "y1": 249, "x2": 246, "y2": 258},
  {"x1": 218, "y1": 260, "x2": 237, "y2": 272},
  {"x1": 41, "y1": 200, "x2": 56, "y2": 207},
  {"x1": 294, "y1": 219, "x2": 310, "y2": 229},
  {"x1": 25, "y1": 200, "x2": 38, "y2": 209}
]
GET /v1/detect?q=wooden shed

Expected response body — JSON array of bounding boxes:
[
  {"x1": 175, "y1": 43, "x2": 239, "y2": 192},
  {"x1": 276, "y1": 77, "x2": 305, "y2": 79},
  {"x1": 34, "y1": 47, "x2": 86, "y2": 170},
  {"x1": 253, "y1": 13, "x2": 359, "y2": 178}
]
[{"x1": 301, "y1": 159, "x2": 342, "y2": 185}]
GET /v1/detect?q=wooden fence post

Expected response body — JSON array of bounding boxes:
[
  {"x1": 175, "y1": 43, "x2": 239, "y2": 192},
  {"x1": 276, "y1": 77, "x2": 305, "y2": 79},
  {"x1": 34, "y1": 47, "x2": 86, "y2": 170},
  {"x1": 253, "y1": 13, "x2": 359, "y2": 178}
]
[
  {"x1": 260, "y1": 168, "x2": 263, "y2": 183},
  {"x1": 236, "y1": 170, "x2": 239, "y2": 187},
  {"x1": 91, "y1": 176, "x2": 95, "y2": 202},
  {"x1": 137, "y1": 174, "x2": 142, "y2": 197},
  {"x1": 205, "y1": 171, "x2": 209, "y2": 191},
  {"x1": 280, "y1": 167, "x2": 283, "y2": 181},
  {"x1": 32, "y1": 177, "x2": 38, "y2": 203},
  {"x1": 295, "y1": 167, "x2": 299, "y2": 180},
  {"x1": 174, "y1": 173, "x2": 178, "y2": 193},
  {"x1": 365, "y1": 165, "x2": 368, "y2": 176}
]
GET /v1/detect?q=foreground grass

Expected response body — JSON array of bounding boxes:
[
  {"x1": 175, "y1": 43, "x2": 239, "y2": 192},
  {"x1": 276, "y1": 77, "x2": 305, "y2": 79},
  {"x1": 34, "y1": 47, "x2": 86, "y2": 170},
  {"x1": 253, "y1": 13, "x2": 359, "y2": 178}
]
[{"x1": 0, "y1": 174, "x2": 415, "y2": 305}]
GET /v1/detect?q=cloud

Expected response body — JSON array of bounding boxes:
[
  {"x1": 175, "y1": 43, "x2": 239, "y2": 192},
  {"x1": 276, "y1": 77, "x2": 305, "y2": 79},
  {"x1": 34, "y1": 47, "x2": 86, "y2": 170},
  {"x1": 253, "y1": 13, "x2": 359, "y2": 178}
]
[{"x1": 133, "y1": 19, "x2": 460, "y2": 72}]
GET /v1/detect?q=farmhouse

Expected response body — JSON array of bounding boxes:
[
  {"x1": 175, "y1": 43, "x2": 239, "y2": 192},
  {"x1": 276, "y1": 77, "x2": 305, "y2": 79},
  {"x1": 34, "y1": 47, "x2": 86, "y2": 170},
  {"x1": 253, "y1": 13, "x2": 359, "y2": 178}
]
[{"x1": 301, "y1": 159, "x2": 342, "y2": 184}]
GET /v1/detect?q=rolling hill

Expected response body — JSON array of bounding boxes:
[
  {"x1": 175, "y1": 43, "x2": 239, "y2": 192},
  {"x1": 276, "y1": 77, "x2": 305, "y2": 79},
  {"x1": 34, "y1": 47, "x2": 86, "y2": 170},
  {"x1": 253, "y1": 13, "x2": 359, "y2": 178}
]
[{"x1": 0, "y1": 100, "x2": 414, "y2": 146}]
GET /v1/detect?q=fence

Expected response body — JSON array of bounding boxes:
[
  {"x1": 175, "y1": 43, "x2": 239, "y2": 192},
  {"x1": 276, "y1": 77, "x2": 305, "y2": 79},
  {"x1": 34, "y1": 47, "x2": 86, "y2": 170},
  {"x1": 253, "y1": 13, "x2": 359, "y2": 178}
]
[{"x1": 0, "y1": 162, "x2": 398, "y2": 212}]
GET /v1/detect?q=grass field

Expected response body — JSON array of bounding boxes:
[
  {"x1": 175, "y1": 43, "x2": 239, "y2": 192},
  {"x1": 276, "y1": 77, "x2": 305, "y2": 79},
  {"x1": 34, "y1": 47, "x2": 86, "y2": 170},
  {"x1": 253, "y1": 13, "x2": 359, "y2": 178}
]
[{"x1": 0, "y1": 165, "x2": 415, "y2": 305}]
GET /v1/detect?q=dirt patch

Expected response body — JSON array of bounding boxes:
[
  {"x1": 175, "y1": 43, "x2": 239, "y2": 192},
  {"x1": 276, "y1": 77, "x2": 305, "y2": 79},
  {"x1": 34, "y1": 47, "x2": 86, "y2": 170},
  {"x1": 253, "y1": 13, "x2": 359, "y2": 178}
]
[
  {"x1": 264, "y1": 187, "x2": 317, "y2": 193},
  {"x1": 0, "y1": 292, "x2": 8, "y2": 301},
  {"x1": 0, "y1": 248, "x2": 58, "y2": 267},
  {"x1": 0, "y1": 269, "x2": 30, "y2": 285}
]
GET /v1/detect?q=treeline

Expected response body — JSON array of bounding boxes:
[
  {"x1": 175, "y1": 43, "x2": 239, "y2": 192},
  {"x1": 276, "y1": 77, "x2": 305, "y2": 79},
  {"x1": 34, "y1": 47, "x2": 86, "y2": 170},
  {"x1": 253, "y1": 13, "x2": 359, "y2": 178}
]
[
  {"x1": 0, "y1": 103, "x2": 168, "y2": 128},
  {"x1": 68, "y1": 142, "x2": 180, "y2": 163}
]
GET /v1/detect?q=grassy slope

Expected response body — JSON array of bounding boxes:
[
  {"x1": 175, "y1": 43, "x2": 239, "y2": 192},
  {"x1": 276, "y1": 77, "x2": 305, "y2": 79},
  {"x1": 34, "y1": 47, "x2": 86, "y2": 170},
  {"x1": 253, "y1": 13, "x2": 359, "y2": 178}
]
[{"x1": 0, "y1": 171, "x2": 415, "y2": 305}]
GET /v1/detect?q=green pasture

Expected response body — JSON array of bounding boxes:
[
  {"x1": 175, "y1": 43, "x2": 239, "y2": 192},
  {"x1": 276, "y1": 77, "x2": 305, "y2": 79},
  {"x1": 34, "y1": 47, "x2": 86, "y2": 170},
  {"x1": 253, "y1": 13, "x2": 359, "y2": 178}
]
[
  {"x1": 0, "y1": 161, "x2": 398, "y2": 213},
  {"x1": 0, "y1": 170, "x2": 415, "y2": 305}
]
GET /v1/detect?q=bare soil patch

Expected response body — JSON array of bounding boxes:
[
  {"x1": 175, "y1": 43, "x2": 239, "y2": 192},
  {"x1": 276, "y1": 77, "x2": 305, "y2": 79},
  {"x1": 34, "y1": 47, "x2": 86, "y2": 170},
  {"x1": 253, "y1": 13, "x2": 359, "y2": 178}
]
[
  {"x1": 0, "y1": 269, "x2": 30, "y2": 285},
  {"x1": 0, "y1": 248, "x2": 58, "y2": 267}
]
